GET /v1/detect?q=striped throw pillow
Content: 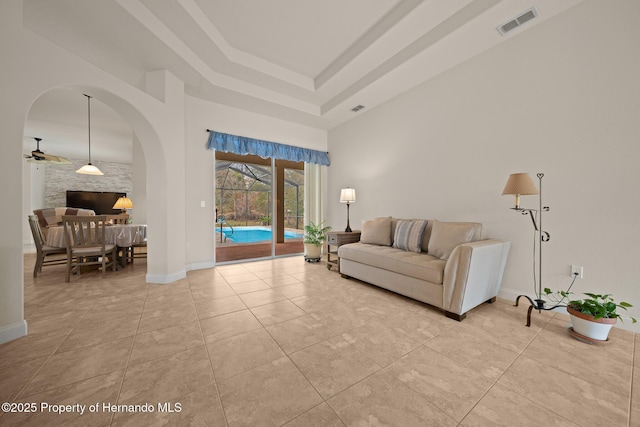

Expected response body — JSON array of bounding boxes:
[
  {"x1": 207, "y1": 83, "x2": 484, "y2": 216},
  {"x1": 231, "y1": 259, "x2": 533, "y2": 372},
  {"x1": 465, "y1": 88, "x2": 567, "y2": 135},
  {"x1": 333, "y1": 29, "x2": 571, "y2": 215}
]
[{"x1": 393, "y1": 219, "x2": 428, "y2": 252}]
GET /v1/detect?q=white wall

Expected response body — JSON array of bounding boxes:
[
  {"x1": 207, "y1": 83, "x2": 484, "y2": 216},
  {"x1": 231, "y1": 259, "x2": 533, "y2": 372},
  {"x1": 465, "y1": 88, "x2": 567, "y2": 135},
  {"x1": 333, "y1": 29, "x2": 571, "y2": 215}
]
[
  {"x1": 327, "y1": 0, "x2": 640, "y2": 332},
  {"x1": 22, "y1": 162, "x2": 45, "y2": 246},
  {"x1": 184, "y1": 96, "x2": 327, "y2": 269},
  {"x1": 132, "y1": 135, "x2": 147, "y2": 225}
]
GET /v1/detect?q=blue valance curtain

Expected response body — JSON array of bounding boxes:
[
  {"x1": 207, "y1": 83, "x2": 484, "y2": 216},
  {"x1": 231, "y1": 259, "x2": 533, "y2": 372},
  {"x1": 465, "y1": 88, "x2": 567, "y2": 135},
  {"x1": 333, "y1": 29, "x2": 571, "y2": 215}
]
[{"x1": 207, "y1": 130, "x2": 330, "y2": 166}]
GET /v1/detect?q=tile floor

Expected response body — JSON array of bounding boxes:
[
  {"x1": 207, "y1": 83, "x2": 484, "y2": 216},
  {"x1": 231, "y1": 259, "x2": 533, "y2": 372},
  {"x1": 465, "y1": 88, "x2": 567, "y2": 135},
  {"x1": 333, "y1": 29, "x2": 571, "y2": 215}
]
[{"x1": 1, "y1": 253, "x2": 637, "y2": 426}]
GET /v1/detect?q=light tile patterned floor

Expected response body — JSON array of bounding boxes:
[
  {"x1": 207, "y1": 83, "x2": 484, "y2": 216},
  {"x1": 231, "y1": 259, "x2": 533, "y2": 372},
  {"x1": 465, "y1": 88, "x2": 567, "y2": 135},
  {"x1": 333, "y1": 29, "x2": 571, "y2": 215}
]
[{"x1": 0, "y1": 253, "x2": 637, "y2": 426}]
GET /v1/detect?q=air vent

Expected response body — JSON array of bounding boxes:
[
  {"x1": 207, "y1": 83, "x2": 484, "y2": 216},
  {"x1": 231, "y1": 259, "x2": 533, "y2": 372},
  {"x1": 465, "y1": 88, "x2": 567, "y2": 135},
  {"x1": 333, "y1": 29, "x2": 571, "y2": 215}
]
[
  {"x1": 497, "y1": 7, "x2": 538, "y2": 36},
  {"x1": 351, "y1": 105, "x2": 365, "y2": 112}
]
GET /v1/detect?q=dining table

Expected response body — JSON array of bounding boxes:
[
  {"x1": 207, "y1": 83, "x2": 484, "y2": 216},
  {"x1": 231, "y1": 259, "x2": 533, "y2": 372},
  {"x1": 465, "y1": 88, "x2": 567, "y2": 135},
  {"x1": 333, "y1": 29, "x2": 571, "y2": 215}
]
[
  {"x1": 46, "y1": 223, "x2": 147, "y2": 248},
  {"x1": 46, "y1": 223, "x2": 147, "y2": 269}
]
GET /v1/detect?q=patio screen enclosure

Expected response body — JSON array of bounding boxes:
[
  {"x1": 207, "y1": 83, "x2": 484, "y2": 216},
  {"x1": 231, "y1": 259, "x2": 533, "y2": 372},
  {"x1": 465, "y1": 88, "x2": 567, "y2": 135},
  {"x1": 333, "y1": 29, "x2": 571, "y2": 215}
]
[{"x1": 215, "y1": 151, "x2": 305, "y2": 261}]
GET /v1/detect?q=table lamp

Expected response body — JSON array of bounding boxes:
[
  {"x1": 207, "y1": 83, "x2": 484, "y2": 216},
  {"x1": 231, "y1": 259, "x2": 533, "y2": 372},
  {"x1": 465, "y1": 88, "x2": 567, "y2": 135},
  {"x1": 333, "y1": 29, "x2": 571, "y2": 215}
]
[
  {"x1": 340, "y1": 188, "x2": 356, "y2": 232},
  {"x1": 113, "y1": 196, "x2": 133, "y2": 213}
]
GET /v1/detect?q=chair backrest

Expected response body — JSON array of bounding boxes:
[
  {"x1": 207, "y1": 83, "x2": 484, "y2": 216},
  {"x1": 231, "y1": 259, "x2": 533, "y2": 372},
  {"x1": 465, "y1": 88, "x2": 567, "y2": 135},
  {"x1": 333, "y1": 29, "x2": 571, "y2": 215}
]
[
  {"x1": 34, "y1": 207, "x2": 96, "y2": 229},
  {"x1": 62, "y1": 215, "x2": 107, "y2": 250},
  {"x1": 108, "y1": 213, "x2": 130, "y2": 224},
  {"x1": 28, "y1": 215, "x2": 45, "y2": 251}
]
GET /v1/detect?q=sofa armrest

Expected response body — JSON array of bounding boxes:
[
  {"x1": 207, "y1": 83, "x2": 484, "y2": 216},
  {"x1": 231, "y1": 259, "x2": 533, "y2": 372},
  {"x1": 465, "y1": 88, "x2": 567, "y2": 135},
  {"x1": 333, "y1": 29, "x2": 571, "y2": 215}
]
[{"x1": 443, "y1": 239, "x2": 510, "y2": 315}]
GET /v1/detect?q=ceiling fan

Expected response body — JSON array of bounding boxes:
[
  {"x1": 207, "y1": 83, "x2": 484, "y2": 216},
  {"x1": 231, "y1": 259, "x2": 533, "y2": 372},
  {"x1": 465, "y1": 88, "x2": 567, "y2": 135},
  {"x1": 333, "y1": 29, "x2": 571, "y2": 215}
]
[{"x1": 24, "y1": 137, "x2": 72, "y2": 164}]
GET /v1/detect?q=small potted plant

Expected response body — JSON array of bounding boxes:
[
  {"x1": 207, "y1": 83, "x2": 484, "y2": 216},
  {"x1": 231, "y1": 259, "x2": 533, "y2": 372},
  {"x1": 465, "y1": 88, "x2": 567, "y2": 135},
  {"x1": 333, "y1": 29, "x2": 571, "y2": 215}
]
[
  {"x1": 543, "y1": 288, "x2": 636, "y2": 342},
  {"x1": 303, "y1": 221, "x2": 331, "y2": 261}
]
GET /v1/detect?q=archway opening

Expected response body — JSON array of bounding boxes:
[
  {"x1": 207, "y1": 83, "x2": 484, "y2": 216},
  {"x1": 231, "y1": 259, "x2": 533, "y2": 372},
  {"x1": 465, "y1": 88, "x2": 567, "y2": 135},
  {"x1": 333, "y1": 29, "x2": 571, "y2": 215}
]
[{"x1": 22, "y1": 86, "x2": 152, "y2": 273}]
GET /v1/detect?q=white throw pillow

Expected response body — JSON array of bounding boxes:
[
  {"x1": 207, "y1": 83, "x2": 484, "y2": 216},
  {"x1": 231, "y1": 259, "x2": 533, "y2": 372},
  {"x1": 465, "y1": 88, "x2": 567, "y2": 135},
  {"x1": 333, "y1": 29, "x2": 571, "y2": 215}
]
[
  {"x1": 360, "y1": 216, "x2": 392, "y2": 246},
  {"x1": 427, "y1": 220, "x2": 476, "y2": 259}
]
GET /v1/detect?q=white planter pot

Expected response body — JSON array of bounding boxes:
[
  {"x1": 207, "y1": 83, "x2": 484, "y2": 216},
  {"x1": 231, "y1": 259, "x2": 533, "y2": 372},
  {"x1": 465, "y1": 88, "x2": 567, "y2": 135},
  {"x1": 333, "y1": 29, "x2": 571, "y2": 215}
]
[
  {"x1": 567, "y1": 307, "x2": 616, "y2": 341},
  {"x1": 304, "y1": 243, "x2": 322, "y2": 259}
]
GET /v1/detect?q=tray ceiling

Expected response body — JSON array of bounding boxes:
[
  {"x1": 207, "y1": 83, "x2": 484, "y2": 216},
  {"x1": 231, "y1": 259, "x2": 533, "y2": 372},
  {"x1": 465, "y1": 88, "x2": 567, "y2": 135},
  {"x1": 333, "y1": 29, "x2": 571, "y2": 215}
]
[{"x1": 22, "y1": 0, "x2": 582, "y2": 161}]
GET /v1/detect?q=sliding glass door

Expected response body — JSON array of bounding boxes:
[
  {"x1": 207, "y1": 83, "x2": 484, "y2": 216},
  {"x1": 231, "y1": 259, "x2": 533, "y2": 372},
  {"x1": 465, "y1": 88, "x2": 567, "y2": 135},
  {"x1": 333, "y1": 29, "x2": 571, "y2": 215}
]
[{"x1": 215, "y1": 152, "x2": 304, "y2": 263}]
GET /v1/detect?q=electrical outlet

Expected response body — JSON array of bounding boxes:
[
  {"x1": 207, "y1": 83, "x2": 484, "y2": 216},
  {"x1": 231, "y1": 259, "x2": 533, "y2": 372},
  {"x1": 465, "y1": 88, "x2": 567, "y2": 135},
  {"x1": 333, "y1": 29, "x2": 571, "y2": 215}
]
[{"x1": 570, "y1": 265, "x2": 583, "y2": 279}]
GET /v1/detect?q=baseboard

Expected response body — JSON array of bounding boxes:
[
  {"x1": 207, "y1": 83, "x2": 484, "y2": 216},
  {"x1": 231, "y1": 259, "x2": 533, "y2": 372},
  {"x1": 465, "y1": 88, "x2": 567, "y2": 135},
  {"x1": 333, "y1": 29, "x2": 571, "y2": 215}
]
[
  {"x1": 498, "y1": 286, "x2": 529, "y2": 303},
  {"x1": 146, "y1": 270, "x2": 187, "y2": 284},
  {"x1": 0, "y1": 320, "x2": 27, "y2": 345},
  {"x1": 187, "y1": 260, "x2": 216, "y2": 271}
]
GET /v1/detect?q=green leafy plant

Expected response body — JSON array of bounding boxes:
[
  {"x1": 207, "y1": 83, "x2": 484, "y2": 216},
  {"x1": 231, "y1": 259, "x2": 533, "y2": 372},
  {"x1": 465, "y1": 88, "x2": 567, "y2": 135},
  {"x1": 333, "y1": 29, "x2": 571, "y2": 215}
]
[
  {"x1": 568, "y1": 293, "x2": 636, "y2": 323},
  {"x1": 543, "y1": 288, "x2": 636, "y2": 323},
  {"x1": 303, "y1": 221, "x2": 331, "y2": 245}
]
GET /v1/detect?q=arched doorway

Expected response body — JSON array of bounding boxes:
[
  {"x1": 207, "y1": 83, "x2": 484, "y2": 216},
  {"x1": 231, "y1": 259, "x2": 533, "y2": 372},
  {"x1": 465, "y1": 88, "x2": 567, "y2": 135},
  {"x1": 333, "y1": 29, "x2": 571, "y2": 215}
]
[
  {"x1": 23, "y1": 87, "x2": 145, "y2": 231},
  {"x1": 20, "y1": 82, "x2": 185, "y2": 285}
]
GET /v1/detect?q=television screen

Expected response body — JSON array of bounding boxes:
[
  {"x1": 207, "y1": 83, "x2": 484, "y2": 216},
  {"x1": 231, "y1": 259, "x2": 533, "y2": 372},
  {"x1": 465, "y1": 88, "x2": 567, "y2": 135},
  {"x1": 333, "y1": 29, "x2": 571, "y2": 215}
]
[{"x1": 66, "y1": 191, "x2": 126, "y2": 215}]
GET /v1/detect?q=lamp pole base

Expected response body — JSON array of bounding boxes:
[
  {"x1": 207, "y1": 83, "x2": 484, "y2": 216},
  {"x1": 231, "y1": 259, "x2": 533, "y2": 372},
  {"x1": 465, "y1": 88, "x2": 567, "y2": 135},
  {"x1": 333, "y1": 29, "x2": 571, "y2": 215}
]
[
  {"x1": 345, "y1": 203, "x2": 352, "y2": 232},
  {"x1": 514, "y1": 295, "x2": 562, "y2": 327}
]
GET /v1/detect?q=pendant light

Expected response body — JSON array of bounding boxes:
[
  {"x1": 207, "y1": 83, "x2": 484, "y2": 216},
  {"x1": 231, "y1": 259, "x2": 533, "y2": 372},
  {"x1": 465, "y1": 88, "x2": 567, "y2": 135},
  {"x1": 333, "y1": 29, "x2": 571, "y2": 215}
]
[{"x1": 76, "y1": 94, "x2": 103, "y2": 175}]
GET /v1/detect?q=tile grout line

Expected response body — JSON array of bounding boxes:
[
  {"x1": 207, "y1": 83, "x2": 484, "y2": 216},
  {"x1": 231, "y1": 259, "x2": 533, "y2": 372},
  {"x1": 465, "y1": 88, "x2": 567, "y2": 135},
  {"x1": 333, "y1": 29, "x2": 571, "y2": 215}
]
[
  {"x1": 461, "y1": 311, "x2": 582, "y2": 426},
  {"x1": 454, "y1": 315, "x2": 547, "y2": 425},
  {"x1": 239, "y1": 268, "x2": 343, "y2": 424},
  {"x1": 10, "y1": 284, "x2": 99, "y2": 403},
  {"x1": 267, "y1": 281, "x2": 373, "y2": 427},
  {"x1": 277, "y1": 271, "x2": 454, "y2": 424},
  {"x1": 108, "y1": 281, "x2": 151, "y2": 426},
  {"x1": 192, "y1": 275, "x2": 233, "y2": 427}
]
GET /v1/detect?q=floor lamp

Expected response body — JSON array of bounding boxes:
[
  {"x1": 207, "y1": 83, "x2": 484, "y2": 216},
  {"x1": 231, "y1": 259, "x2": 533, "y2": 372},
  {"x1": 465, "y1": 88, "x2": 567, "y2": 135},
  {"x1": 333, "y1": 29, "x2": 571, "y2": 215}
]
[{"x1": 502, "y1": 173, "x2": 551, "y2": 326}]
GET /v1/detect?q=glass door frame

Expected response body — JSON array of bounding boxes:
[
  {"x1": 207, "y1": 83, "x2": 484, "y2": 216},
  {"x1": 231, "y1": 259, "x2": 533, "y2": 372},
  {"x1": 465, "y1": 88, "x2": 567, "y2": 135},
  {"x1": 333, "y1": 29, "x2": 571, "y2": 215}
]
[{"x1": 214, "y1": 151, "x2": 304, "y2": 264}]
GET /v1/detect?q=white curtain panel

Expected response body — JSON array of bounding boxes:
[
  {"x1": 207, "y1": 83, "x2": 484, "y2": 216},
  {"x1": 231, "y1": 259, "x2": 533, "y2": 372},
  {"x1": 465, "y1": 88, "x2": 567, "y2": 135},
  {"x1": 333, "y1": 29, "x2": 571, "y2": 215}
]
[{"x1": 304, "y1": 162, "x2": 323, "y2": 227}]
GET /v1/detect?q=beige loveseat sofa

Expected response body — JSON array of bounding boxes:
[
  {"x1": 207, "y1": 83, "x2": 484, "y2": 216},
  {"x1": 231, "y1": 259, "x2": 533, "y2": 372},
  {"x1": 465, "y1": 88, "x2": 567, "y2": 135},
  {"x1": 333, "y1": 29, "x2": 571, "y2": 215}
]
[{"x1": 338, "y1": 217, "x2": 510, "y2": 321}]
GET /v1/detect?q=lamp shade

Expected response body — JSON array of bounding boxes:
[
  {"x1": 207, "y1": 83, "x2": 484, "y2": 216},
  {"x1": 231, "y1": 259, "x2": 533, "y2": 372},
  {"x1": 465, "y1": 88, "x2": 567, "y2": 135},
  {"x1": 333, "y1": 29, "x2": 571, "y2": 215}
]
[
  {"x1": 76, "y1": 163, "x2": 103, "y2": 175},
  {"x1": 502, "y1": 173, "x2": 539, "y2": 196},
  {"x1": 113, "y1": 196, "x2": 133, "y2": 209},
  {"x1": 340, "y1": 188, "x2": 356, "y2": 203}
]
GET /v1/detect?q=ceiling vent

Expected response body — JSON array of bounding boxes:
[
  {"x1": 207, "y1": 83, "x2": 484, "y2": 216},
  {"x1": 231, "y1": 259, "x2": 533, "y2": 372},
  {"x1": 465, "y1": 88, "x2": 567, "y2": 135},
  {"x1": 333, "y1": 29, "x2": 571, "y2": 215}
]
[
  {"x1": 351, "y1": 105, "x2": 365, "y2": 112},
  {"x1": 497, "y1": 7, "x2": 539, "y2": 36}
]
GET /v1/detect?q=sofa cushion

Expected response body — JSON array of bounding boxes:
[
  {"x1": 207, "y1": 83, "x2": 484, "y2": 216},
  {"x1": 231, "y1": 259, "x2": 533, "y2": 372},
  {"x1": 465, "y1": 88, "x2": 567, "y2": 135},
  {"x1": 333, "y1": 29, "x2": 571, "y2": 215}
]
[
  {"x1": 360, "y1": 216, "x2": 392, "y2": 246},
  {"x1": 393, "y1": 219, "x2": 427, "y2": 253},
  {"x1": 339, "y1": 242, "x2": 445, "y2": 284},
  {"x1": 427, "y1": 220, "x2": 478, "y2": 260}
]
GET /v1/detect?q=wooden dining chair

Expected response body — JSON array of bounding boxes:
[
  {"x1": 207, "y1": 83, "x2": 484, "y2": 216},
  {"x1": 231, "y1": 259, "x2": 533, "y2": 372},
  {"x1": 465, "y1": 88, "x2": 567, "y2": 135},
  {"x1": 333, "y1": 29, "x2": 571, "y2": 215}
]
[
  {"x1": 109, "y1": 213, "x2": 130, "y2": 224},
  {"x1": 130, "y1": 239, "x2": 147, "y2": 263},
  {"x1": 28, "y1": 215, "x2": 67, "y2": 278},
  {"x1": 62, "y1": 215, "x2": 117, "y2": 282}
]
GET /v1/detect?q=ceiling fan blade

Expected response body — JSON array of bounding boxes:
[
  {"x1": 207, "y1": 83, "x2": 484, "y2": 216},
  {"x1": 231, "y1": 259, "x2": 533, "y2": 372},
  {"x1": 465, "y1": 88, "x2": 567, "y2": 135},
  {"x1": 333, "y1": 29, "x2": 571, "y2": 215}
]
[
  {"x1": 29, "y1": 151, "x2": 72, "y2": 164},
  {"x1": 25, "y1": 137, "x2": 72, "y2": 164},
  {"x1": 51, "y1": 156, "x2": 72, "y2": 165},
  {"x1": 31, "y1": 150, "x2": 46, "y2": 160}
]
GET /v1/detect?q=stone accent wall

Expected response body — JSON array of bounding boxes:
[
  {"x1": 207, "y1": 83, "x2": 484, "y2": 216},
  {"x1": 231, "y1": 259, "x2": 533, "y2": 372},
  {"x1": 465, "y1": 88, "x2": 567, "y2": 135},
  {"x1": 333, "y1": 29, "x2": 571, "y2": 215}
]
[{"x1": 44, "y1": 159, "x2": 133, "y2": 208}]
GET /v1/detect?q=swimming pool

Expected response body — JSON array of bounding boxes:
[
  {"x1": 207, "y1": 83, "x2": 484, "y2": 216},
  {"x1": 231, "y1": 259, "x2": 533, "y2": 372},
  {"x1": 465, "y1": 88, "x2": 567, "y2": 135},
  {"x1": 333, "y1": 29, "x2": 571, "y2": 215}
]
[{"x1": 217, "y1": 226, "x2": 303, "y2": 243}]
